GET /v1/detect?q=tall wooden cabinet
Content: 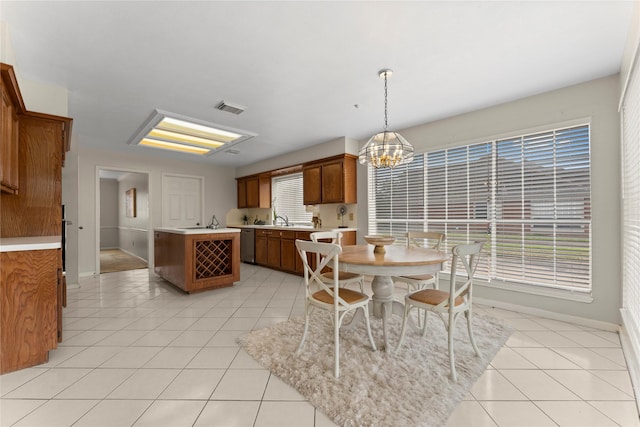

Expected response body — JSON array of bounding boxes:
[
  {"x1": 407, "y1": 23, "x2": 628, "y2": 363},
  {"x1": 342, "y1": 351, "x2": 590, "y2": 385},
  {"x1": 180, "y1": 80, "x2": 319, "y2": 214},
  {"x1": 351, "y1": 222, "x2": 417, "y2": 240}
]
[{"x1": 0, "y1": 63, "x2": 72, "y2": 374}]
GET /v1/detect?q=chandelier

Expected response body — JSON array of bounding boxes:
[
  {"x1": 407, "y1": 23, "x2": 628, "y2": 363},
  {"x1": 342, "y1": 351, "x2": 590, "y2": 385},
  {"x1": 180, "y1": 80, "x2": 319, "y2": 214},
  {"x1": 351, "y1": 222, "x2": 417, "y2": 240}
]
[{"x1": 359, "y1": 69, "x2": 414, "y2": 169}]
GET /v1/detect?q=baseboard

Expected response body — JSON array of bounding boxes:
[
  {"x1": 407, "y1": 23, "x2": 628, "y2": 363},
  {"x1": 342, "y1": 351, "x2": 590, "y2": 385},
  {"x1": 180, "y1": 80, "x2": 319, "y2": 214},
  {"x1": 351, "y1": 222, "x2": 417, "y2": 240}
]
[
  {"x1": 118, "y1": 248, "x2": 148, "y2": 263},
  {"x1": 474, "y1": 296, "x2": 620, "y2": 332},
  {"x1": 620, "y1": 309, "x2": 640, "y2": 412},
  {"x1": 79, "y1": 271, "x2": 97, "y2": 278}
]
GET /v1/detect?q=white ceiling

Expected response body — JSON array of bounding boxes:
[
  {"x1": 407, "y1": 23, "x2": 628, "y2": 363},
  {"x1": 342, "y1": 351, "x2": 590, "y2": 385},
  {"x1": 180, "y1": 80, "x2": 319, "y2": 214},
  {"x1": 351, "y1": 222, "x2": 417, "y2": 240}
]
[{"x1": 1, "y1": 1, "x2": 635, "y2": 168}]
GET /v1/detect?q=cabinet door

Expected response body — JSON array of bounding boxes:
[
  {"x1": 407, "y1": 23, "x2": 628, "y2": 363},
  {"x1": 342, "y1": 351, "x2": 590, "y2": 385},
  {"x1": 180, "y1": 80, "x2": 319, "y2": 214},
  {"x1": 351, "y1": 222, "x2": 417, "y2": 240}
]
[
  {"x1": 1, "y1": 249, "x2": 58, "y2": 374},
  {"x1": 280, "y1": 238, "x2": 296, "y2": 272},
  {"x1": 303, "y1": 165, "x2": 322, "y2": 205},
  {"x1": 246, "y1": 177, "x2": 260, "y2": 208},
  {"x1": 258, "y1": 174, "x2": 271, "y2": 208},
  {"x1": 0, "y1": 81, "x2": 18, "y2": 193},
  {"x1": 321, "y1": 160, "x2": 344, "y2": 203},
  {"x1": 237, "y1": 179, "x2": 247, "y2": 208},
  {"x1": 267, "y1": 236, "x2": 281, "y2": 268},
  {"x1": 1, "y1": 116, "x2": 62, "y2": 237},
  {"x1": 255, "y1": 236, "x2": 268, "y2": 266}
]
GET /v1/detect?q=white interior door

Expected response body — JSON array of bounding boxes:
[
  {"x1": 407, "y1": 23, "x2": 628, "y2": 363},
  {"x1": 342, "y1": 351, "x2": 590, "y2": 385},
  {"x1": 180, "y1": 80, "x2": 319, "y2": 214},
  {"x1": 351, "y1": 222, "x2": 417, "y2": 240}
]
[{"x1": 162, "y1": 174, "x2": 203, "y2": 227}]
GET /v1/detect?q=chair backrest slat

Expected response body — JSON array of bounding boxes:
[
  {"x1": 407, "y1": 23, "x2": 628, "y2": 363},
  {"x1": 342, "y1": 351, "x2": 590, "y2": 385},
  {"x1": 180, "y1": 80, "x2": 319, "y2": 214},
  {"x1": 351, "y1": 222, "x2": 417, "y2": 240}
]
[
  {"x1": 406, "y1": 231, "x2": 445, "y2": 250},
  {"x1": 296, "y1": 239, "x2": 350, "y2": 306},
  {"x1": 448, "y1": 241, "x2": 484, "y2": 304}
]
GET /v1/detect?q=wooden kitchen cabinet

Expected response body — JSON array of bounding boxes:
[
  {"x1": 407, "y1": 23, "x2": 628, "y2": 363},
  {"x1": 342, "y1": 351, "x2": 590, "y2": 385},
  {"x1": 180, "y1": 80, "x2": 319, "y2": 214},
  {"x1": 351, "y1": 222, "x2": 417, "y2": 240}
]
[
  {"x1": 303, "y1": 154, "x2": 357, "y2": 205},
  {"x1": 237, "y1": 174, "x2": 271, "y2": 208},
  {"x1": 255, "y1": 228, "x2": 355, "y2": 276},
  {"x1": 0, "y1": 248, "x2": 60, "y2": 374}
]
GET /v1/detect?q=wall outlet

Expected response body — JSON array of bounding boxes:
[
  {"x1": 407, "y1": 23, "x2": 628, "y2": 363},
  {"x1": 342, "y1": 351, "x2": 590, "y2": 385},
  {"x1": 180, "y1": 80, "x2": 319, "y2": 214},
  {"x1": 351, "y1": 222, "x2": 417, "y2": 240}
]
[
  {"x1": 349, "y1": 213, "x2": 354, "y2": 221},
  {"x1": 337, "y1": 213, "x2": 341, "y2": 220}
]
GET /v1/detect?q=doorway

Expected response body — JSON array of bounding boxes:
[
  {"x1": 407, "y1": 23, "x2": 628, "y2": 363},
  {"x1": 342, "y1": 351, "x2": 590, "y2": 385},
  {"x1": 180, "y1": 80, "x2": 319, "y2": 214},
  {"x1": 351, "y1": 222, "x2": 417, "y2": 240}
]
[{"x1": 96, "y1": 168, "x2": 151, "y2": 274}]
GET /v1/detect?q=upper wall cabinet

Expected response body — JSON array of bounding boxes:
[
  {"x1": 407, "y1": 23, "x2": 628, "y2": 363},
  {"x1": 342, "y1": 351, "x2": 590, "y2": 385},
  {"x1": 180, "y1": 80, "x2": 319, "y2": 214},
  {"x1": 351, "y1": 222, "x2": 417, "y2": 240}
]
[
  {"x1": 237, "y1": 174, "x2": 271, "y2": 209},
  {"x1": 303, "y1": 154, "x2": 357, "y2": 205},
  {"x1": 1, "y1": 64, "x2": 25, "y2": 194},
  {"x1": 0, "y1": 63, "x2": 73, "y2": 237}
]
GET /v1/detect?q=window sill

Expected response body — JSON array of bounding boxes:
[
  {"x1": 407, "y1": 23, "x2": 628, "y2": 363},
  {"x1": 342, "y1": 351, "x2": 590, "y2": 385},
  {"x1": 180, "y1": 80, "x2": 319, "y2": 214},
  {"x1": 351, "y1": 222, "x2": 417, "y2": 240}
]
[{"x1": 439, "y1": 273, "x2": 594, "y2": 303}]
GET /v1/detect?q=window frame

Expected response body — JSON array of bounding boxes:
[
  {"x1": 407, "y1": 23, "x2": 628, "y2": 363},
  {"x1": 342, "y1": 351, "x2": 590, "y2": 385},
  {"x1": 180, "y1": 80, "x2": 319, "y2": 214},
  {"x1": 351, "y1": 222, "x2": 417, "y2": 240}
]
[{"x1": 367, "y1": 122, "x2": 593, "y2": 296}]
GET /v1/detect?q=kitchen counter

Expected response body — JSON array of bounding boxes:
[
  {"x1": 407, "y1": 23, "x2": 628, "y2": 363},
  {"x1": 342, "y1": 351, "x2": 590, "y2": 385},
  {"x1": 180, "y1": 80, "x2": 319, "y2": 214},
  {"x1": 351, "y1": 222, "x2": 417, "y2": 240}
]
[
  {"x1": 0, "y1": 236, "x2": 62, "y2": 252},
  {"x1": 154, "y1": 227, "x2": 241, "y2": 235}
]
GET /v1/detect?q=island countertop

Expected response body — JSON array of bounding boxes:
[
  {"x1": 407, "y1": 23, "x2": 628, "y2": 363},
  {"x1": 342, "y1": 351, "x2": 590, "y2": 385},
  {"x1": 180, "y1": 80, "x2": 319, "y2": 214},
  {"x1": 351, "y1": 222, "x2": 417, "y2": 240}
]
[{"x1": 154, "y1": 227, "x2": 241, "y2": 235}]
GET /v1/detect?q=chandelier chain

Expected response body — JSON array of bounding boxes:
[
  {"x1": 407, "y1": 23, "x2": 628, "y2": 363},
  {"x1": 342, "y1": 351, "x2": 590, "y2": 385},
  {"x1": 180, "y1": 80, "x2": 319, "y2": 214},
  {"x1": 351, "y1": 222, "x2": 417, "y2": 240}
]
[{"x1": 383, "y1": 72, "x2": 389, "y2": 131}]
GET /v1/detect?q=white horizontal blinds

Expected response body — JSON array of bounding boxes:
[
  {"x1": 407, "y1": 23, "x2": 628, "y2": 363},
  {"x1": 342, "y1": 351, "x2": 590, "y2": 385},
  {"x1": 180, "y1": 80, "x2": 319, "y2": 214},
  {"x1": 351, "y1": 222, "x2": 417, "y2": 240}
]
[
  {"x1": 425, "y1": 143, "x2": 491, "y2": 276},
  {"x1": 622, "y1": 54, "x2": 640, "y2": 334},
  {"x1": 368, "y1": 155, "x2": 427, "y2": 244},
  {"x1": 271, "y1": 173, "x2": 313, "y2": 224},
  {"x1": 494, "y1": 125, "x2": 591, "y2": 289},
  {"x1": 367, "y1": 123, "x2": 592, "y2": 292}
]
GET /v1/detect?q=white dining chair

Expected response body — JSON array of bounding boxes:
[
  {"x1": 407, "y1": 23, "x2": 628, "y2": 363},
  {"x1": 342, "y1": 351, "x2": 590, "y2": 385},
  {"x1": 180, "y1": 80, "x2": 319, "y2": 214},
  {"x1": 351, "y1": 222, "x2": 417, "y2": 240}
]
[
  {"x1": 395, "y1": 241, "x2": 484, "y2": 382},
  {"x1": 310, "y1": 231, "x2": 365, "y2": 292},
  {"x1": 295, "y1": 239, "x2": 377, "y2": 378},
  {"x1": 392, "y1": 231, "x2": 446, "y2": 291}
]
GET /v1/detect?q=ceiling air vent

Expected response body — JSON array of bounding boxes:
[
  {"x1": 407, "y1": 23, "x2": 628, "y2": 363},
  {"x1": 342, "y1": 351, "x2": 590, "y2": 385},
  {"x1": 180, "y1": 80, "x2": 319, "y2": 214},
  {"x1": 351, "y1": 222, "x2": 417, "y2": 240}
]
[
  {"x1": 225, "y1": 149, "x2": 241, "y2": 155},
  {"x1": 216, "y1": 101, "x2": 246, "y2": 115}
]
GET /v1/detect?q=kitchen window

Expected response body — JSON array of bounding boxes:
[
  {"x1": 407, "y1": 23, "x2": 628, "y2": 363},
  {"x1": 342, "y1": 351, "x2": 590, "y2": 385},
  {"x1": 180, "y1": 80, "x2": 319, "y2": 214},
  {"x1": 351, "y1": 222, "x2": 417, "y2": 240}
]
[
  {"x1": 368, "y1": 124, "x2": 592, "y2": 292},
  {"x1": 271, "y1": 172, "x2": 313, "y2": 225}
]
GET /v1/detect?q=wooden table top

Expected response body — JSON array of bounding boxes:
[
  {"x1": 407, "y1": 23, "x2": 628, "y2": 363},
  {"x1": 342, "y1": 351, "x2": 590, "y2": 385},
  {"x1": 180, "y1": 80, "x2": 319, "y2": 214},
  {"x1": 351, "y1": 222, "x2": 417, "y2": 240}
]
[{"x1": 340, "y1": 244, "x2": 449, "y2": 267}]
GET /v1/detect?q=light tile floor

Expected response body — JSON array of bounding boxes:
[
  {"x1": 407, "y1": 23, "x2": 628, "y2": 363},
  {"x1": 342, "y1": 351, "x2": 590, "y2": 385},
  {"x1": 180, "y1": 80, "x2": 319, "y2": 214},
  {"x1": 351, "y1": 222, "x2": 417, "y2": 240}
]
[{"x1": 1, "y1": 264, "x2": 638, "y2": 426}]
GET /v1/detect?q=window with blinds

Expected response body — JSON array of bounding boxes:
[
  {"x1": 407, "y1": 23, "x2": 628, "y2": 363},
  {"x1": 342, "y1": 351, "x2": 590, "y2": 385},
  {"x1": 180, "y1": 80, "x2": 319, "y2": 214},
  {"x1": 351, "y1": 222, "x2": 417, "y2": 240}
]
[
  {"x1": 368, "y1": 124, "x2": 592, "y2": 291},
  {"x1": 271, "y1": 172, "x2": 313, "y2": 224},
  {"x1": 622, "y1": 54, "x2": 640, "y2": 340}
]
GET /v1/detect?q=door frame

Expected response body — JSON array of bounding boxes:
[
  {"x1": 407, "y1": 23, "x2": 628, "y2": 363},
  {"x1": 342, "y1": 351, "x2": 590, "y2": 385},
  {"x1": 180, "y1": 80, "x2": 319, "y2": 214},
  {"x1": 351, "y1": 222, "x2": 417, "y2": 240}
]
[{"x1": 95, "y1": 166, "x2": 152, "y2": 275}]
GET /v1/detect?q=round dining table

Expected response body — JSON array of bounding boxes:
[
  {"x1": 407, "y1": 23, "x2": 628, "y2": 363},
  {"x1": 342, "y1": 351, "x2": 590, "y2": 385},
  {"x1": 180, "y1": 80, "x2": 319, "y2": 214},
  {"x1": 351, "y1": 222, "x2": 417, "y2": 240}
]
[{"x1": 339, "y1": 244, "x2": 449, "y2": 351}]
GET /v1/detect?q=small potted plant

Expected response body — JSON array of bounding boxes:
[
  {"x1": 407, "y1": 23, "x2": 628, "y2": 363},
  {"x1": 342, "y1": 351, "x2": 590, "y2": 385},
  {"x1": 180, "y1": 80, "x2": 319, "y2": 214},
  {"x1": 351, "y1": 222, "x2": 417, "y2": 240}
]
[{"x1": 242, "y1": 214, "x2": 249, "y2": 225}]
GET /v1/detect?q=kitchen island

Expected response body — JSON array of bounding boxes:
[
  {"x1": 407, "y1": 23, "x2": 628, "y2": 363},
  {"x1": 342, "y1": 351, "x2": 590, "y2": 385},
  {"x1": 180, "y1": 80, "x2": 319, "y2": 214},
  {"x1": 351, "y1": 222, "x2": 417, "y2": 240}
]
[{"x1": 154, "y1": 228, "x2": 240, "y2": 293}]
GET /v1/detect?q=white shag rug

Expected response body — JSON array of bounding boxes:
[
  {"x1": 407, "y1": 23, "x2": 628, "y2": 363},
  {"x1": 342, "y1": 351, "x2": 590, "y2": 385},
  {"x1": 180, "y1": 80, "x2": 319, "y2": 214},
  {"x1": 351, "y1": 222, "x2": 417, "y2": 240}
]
[{"x1": 238, "y1": 310, "x2": 512, "y2": 427}]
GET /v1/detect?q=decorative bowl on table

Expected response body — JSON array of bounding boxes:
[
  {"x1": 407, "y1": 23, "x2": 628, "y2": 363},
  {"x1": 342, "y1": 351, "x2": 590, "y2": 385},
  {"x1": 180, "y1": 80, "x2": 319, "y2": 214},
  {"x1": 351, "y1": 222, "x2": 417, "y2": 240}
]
[{"x1": 364, "y1": 235, "x2": 395, "y2": 254}]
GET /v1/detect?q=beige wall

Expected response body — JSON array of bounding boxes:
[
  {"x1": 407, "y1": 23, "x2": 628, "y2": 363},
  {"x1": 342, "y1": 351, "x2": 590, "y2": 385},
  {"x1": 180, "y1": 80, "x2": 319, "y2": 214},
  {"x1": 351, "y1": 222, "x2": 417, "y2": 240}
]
[
  {"x1": 357, "y1": 75, "x2": 622, "y2": 325},
  {"x1": 76, "y1": 146, "x2": 236, "y2": 276}
]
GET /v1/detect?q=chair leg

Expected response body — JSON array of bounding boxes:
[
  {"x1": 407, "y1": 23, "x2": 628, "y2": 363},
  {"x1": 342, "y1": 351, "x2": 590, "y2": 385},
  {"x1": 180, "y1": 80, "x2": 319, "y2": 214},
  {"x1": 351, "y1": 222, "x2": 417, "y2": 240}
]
[
  {"x1": 465, "y1": 309, "x2": 480, "y2": 357},
  {"x1": 334, "y1": 308, "x2": 340, "y2": 378},
  {"x1": 297, "y1": 302, "x2": 310, "y2": 353},
  {"x1": 420, "y1": 310, "x2": 430, "y2": 337},
  {"x1": 362, "y1": 305, "x2": 377, "y2": 351},
  {"x1": 448, "y1": 311, "x2": 458, "y2": 382},
  {"x1": 395, "y1": 304, "x2": 411, "y2": 353}
]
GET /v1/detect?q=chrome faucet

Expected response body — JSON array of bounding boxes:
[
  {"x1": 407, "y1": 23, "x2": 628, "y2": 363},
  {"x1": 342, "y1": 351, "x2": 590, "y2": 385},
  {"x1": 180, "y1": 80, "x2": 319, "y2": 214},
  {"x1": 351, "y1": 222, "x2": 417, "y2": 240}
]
[{"x1": 275, "y1": 215, "x2": 289, "y2": 226}]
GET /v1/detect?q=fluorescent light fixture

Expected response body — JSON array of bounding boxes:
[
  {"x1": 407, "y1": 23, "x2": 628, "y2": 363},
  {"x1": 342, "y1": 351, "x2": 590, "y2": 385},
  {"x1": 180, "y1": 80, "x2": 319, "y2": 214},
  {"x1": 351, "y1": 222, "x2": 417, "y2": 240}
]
[
  {"x1": 139, "y1": 138, "x2": 210, "y2": 155},
  {"x1": 129, "y1": 110, "x2": 256, "y2": 156}
]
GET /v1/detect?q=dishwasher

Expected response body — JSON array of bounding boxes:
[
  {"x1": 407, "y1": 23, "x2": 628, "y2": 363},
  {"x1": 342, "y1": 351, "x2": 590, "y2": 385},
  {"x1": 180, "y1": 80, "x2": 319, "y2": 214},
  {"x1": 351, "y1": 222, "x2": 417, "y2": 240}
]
[{"x1": 240, "y1": 228, "x2": 255, "y2": 264}]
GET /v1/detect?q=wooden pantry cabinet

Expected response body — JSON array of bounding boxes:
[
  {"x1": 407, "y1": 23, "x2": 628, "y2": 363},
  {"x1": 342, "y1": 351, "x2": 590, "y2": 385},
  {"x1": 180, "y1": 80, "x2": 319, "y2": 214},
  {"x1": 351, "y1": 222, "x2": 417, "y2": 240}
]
[
  {"x1": 303, "y1": 154, "x2": 357, "y2": 205},
  {"x1": 0, "y1": 62, "x2": 72, "y2": 374}
]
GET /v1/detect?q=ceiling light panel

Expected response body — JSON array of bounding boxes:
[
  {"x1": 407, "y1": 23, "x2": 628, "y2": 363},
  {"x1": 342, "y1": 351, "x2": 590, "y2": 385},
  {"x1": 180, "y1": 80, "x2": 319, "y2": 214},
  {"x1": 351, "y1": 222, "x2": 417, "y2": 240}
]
[{"x1": 129, "y1": 109, "x2": 256, "y2": 156}]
